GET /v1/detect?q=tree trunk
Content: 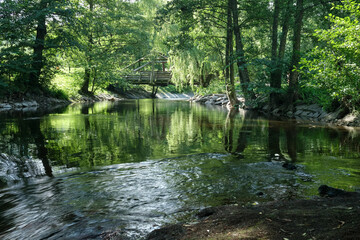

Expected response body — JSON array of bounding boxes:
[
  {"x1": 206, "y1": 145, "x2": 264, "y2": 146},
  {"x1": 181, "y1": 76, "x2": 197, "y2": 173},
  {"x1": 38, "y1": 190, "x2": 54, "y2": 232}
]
[
  {"x1": 269, "y1": 0, "x2": 281, "y2": 109},
  {"x1": 231, "y1": 0, "x2": 254, "y2": 103},
  {"x1": 81, "y1": 67, "x2": 91, "y2": 94},
  {"x1": 29, "y1": 0, "x2": 48, "y2": 90},
  {"x1": 278, "y1": 0, "x2": 293, "y2": 60},
  {"x1": 80, "y1": 0, "x2": 94, "y2": 95},
  {"x1": 288, "y1": 0, "x2": 304, "y2": 109},
  {"x1": 225, "y1": 0, "x2": 239, "y2": 107}
]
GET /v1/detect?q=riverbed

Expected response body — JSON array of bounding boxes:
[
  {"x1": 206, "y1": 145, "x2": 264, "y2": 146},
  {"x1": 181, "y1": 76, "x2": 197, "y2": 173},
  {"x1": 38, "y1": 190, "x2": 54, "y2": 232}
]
[{"x1": 0, "y1": 99, "x2": 359, "y2": 239}]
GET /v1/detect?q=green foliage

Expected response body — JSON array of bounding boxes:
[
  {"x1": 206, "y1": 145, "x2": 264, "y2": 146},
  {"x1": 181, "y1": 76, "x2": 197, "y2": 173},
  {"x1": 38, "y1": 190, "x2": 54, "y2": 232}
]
[
  {"x1": 195, "y1": 81, "x2": 226, "y2": 96},
  {"x1": 0, "y1": 0, "x2": 75, "y2": 93},
  {"x1": 297, "y1": 83, "x2": 334, "y2": 110},
  {"x1": 155, "y1": 0, "x2": 227, "y2": 90},
  {"x1": 52, "y1": 68, "x2": 85, "y2": 97},
  {"x1": 300, "y1": 0, "x2": 360, "y2": 111}
]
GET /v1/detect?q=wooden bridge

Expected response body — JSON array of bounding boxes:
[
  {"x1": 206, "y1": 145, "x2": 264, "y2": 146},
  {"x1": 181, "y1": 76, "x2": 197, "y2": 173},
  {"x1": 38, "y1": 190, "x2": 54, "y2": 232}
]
[
  {"x1": 125, "y1": 71, "x2": 172, "y2": 86},
  {"x1": 123, "y1": 54, "x2": 172, "y2": 89}
]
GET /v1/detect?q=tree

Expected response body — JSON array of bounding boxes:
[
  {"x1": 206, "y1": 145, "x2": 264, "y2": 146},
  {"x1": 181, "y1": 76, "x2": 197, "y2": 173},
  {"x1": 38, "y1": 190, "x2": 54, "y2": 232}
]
[
  {"x1": 71, "y1": 0, "x2": 153, "y2": 94},
  {"x1": 300, "y1": 0, "x2": 360, "y2": 111},
  {"x1": 269, "y1": 0, "x2": 293, "y2": 108},
  {"x1": 231, "y1": 0, "x2": 254, "y2": 104},
  {"x1": 287, "y1": 0, "x2": 305, "y2": 109},
  {"x1": 155, "y1": 0, "x2": 227, "y2": 90},
  {"x1": 0, "y1": 0, "x2": 73, "y2": 94},
  {"x1": 29, "y1": 0, "x2": 49, "y2": 89},
  {"x1": 225, "y1": 0, "x2": 239, "y2": 107}
]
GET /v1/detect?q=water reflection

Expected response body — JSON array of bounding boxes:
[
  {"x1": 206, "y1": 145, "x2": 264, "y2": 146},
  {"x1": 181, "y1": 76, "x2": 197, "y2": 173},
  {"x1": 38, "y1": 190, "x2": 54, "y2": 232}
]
[
  {"x1": 0, "y1": 100, "x2": 359, "y2": 239},
  {"x1": 268, "y1": 120, "x2": 297, "y2": 162}
]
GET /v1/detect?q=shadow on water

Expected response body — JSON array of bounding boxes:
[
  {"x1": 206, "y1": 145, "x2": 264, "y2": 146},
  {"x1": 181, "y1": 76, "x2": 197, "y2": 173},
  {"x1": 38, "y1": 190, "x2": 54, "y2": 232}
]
[{"x1": 0, "y1": 100, "x2": 359, "y2": 239}]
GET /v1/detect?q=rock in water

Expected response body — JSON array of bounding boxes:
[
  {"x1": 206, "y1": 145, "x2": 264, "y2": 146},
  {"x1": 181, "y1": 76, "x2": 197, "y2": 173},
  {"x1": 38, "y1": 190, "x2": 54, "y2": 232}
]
[
  {"x1": 146, "y1": 224, "x2": 185, "y2": 240},
  {"x1": 282, "y1": 162, "x2": 297, "y2": 170}
]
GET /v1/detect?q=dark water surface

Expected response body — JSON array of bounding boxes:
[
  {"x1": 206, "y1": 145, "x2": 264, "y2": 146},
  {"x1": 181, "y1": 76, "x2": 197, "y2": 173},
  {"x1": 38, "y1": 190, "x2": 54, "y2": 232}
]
[{"x1": 0, "y1": 100, "x2": 359, "y2": 239}]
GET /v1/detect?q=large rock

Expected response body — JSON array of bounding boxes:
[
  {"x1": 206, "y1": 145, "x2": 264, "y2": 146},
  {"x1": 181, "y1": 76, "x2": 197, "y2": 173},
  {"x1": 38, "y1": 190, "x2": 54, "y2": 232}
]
[{"x1": 146, "y1": 224, "x2": 185, "y2": 240}]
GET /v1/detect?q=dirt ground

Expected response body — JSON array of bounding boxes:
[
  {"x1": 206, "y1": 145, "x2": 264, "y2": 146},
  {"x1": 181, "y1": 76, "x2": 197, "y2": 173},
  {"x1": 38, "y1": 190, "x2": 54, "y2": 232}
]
[{"x1": 146, "y1": 195, "x2": 360, "y2": 240}]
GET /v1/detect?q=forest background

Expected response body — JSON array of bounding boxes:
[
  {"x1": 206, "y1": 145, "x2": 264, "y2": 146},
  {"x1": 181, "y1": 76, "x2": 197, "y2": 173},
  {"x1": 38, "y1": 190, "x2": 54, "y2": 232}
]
[{"x1": 0, "y1": 0, "x2": 359, "y2": 113}]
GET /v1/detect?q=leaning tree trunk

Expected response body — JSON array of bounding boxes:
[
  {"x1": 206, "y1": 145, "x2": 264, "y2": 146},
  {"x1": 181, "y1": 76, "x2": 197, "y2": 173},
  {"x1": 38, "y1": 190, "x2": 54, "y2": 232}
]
[
  {"x1": 288, "y1": 0, "x2": 304, "y2": 109},
  {"x1": 29, "y1": 0, "x2": 48, "y2": 90},
  {"x1": 231, "y1": 0, "x2": 254, "y2": 104},
  {"x1": 225, "y1": 0, "x2": 239, "y2": 107}
]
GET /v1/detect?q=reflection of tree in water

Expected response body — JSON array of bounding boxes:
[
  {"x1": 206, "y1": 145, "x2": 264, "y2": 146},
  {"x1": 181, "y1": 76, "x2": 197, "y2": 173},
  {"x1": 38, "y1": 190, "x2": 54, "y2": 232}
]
[
  {"x1": 1, "y1": 101, "x2": 360, "y2": 172},
  {"x1": 285, "y1": 122, "x2": 297, "y2": 162},
  {"x1": 0, "y1": 107, "x2": 69, "y2": 178},
  {"x1": 223, "y1": 110, "x2": 261, "y2": 157},
  {"x1": 0, "y1": 117, "x2": 54, "y2": 177},
  {"x1": 268, "y1": 120, "x2": 297, "y2": 163},
  {"x1": 26, "y1": 119, "x2": 53, "y2": 177}
]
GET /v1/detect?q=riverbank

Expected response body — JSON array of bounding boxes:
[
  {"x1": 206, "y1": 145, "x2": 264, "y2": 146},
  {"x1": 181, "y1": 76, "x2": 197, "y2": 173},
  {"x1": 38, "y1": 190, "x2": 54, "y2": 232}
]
[
  {"x1": 189, "y1": 94, "x2": 360, "y2": 127},
  {"x1": 0, "y1": 87, "x2": 193, "y2": 112},
  {"x1": 0, "y1": 94, "x2": 70, "y2": 112},
  {"x1": 146, "y1": 191, "x2": 360, "y2": 240}
]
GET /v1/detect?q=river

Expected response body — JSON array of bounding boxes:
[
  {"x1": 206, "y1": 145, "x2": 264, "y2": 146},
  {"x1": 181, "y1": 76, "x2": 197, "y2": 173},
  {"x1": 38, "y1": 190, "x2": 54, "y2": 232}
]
[{"x1": 0, "y1": 99, "x2": 359, "y2": 239}]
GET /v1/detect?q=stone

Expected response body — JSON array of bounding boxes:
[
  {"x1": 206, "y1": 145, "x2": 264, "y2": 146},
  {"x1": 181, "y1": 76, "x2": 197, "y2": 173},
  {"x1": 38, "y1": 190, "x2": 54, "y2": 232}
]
[
  {"x1": 342, "y1": 114, "x2": 356, "y2": 123},
  {"x1": 295, "y1": 105, "x2": 308, "y2": 111},
  {"x1": 146, "y1": 224, "x2": 185, "y2": 240},
  {"x1": 319, "y1": 112, "x2": 328, "y2": 119},
  {"x1": 307, "y1": 104, "x2": 322, "y2": 112},
  {"x1": 300, "y1": 111, "x2": 309, "y2": 116},
  {"x1": 14, "y1": 103, "x2": 23, "y2": 108},
  {"x1": 0, "y1": 103, "x2": 12, "y2": 109},
  {"x1": 22, "y1": 101, "x2": 38, "y2": 107},
  {"x1": 313, "y1": 112, "x2": 321, "y2": 118},
  {"x1": 295, "y1": 110, "x2": 303, "y2": 116},
  {"x1": 324, "y1": 108, "x2": 343, "y2": 121},
  {"x1": 272, "y1": 108, "x2": 280, "y2": 114},
  {"x1": 282, "y1": 162, "x2": 297, "y2": 170},
  {"x1": 22, "y1": 107, "x2": 38, "y2": 112}
]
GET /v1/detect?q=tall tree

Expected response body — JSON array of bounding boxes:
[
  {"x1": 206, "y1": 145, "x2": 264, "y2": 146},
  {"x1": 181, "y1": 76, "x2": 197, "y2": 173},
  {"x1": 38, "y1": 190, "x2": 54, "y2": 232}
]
[
  {"x1": 29, "y1": 0, "x2": 50, "y2": 88},
  {"x1": 231, "y1": 0, "x2": 254, "y2": 104},
  {"x1": 0, "y1": 0, "x2": 73, "y2": 93},
  {"x1": 269, "y1": 0, "x2": 293, "y2": 109},
  {"x1": 225, "y1": 0, "x2": 239, "y2": 107},
  {"x1": 288, "y1": 0, "x2": 305, "y2": 109},
  {"x1": 300, "y1": 0, "x2": 360, "y2": 111},
  {"x1": 71, "y1": 0, "x2": 152, "y2": 94},
  {"x1": 269, "y1": 0, "x2": 281, "y2": 108},
  {"x1": 79, "y1": 0, "x2": 94, "y2": 94}
]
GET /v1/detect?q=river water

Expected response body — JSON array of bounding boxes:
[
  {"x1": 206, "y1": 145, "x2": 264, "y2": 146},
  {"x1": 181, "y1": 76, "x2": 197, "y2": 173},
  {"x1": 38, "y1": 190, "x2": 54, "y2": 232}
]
[{"x1": 0, "y1": 99, "x2": 359, "y2": 239}]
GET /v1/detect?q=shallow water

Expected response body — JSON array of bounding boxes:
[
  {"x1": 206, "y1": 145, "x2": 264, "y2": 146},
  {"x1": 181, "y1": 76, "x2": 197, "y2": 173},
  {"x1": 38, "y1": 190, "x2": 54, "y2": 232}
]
[{"x1": 0, "y1": 100, "x2": 359, "y2": 239}]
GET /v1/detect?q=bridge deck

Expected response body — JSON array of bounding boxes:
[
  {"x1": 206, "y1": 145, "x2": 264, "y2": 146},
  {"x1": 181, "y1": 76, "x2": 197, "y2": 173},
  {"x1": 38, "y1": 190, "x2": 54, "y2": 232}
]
[{"x1": 125, "y1": 71, "x2": 171, "y2": 86}]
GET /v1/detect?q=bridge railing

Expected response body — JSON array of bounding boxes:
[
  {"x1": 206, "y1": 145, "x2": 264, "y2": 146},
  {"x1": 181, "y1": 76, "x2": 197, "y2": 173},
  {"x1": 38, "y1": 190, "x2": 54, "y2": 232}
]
[{"x1": 125, "y1": 71, "x2": 171, "y2": 86}]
